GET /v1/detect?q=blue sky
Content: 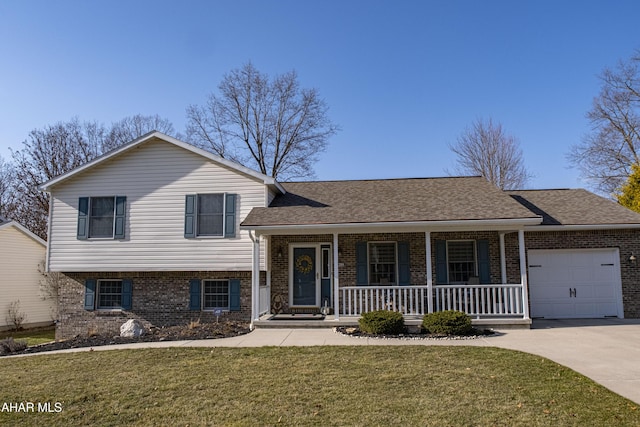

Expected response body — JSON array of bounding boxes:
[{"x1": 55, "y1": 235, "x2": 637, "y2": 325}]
[{"x1": 1, "y1": 0, "x2": 639, "y2": 190}]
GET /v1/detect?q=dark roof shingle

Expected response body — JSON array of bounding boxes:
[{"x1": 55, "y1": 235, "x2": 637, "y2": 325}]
[
  {"x1": 509, "y1": 189, "x2": 640, "y2": 225},
  {"x1": 242, "y1": 177, "x2": 540, "y2": 227}
]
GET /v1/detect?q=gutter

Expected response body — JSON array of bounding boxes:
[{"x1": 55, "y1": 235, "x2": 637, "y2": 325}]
[
  {"x1": 241, "y1": 217, "x2": 543, "y2": 233},
  {"x1": 523, "y1": 223, "x2": 640, "y2": 232}
]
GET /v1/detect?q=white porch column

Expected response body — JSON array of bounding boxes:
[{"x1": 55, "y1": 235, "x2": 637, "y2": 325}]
[
  {"x1": 265, "y1": 235, "x2": 271, "y2": 314},
  {"x1": 518, "y1": 229, "x2": 530, "y2": 320},
  {"x1": 250, "y1": 232, "x2": 261, "y2": 325},
  {"x1": 425, "y1": 231, "x2": 433, "y2": 313},
  {"x1": 333, "y1": 232, "x2": 340, "y2": 320},
  {"x1": 499, "y1": 232, "x2": 507, "y2": 284}
]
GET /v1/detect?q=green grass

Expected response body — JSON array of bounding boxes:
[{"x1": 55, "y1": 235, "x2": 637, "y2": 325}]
[
  {"x1": 0, "y1": 327, "x2": 55, "y2": 346},
  {"x1": 1, "y1": 346, "x2": 638, "y2": 426}
]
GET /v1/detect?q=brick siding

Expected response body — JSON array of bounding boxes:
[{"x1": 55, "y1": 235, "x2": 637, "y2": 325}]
[
  {"x1": 56, "y1": 271, "x2": 260, "y2": 340},
  {"x1": 270, "y1": 229, "x2": 640, "y2": 318}
]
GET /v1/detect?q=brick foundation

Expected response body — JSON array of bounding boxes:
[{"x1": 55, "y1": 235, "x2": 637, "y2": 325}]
[{"x1": 56, "y1": 271, "x2": 258, "y2": 340}]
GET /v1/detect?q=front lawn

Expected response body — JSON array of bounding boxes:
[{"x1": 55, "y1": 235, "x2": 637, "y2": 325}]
[
  {"x1": 0, "y1": 327, "x2": 55, "y2": 346},
  {"x1": 1, "y1": 346, "x2": 638, "y2": 426}
]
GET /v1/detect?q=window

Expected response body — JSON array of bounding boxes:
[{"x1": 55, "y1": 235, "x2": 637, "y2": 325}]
[
  {"x1": 368, "y1": 242, "x2": 397, "y2": 285},
  {"x1": 203, "y1": 280, "x2": 229, "y2": 310},
  {"x1": 197, "y1": 194, "x2": 224, "y2": 236},
  {"x1": 77, "y1": 196, "x2": 126, "y2": 240},
  {"x1": 190, "y1": 279, "x2": 240, "y2": 311},
  {"x1": 97, "y1": 279, "x2": 123, "y2": 309},
  {"x1": 89, "y1": 197, "x2": 115, "y2": 238},
  {"x1": 321, "y1": 247, "x2": 331, "y2": 279},
  {"x1": 184, "y1": 193, "x2": 236, "y2": 238},
  {"x1": 447, "y1": 241, "x2": 476, "y2": 283},
  {"x1": 83, "y1": 279, "x2": 132, "y2": 311}
]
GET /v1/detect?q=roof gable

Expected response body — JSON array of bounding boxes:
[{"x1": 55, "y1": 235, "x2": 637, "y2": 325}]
[
  {"x1": 39, "y1": 131, "x2": 284, "y2": 193},
  {"x1": 0, "y1": 221, "x2": 47, "y2": 246}
]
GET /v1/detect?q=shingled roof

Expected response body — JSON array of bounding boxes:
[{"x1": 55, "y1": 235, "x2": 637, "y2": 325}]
[
  {"x1": 509, "y1": 189, "x2": 640, "y2": 226},
  {"x1": 242, "y1": 177, "x2": 541, "y2": 227}
]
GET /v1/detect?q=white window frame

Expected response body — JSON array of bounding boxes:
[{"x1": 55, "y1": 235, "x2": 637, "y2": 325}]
[
  {"x1": 88, "y1": 196, "x2": 116, "y2": 239},
  {"x1": 368, "y1": 241, "x2": 398, "y2": 285},
  {"x1": 202, "y1": 279, "x2": 230, "y2": 311},
  {"x1": 446, "y1": 240, "x2": 477, "y2": 284},
  {"x1": 196, "y1": 193, "x2": 226, "y2": 238},
  {"x1": 96, "y1": 279, "x2": 123, "y2": 310}
]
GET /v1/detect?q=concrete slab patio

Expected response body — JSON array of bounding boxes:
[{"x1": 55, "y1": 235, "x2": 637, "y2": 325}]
[{"x1": 8, "y1": 318, "x2": 640, "y2": 405}]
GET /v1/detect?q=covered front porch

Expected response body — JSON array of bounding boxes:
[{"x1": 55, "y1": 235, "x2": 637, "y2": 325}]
[{"x1": 247, "y1": 228, "x2": 532, "y2": 328}]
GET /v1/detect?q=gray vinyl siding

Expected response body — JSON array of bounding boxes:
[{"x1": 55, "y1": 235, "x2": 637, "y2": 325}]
[{"x1": 48, "y1": 138, "x2": 267, "y2": 272}]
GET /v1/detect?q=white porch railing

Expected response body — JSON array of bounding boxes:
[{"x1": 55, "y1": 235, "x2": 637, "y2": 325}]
[
  {"x1": 259, "y1": 285, "x2": 270, "y2": 316},
  {"x1": 340, "y1": 284, "x2": 524, "y2": 318}
]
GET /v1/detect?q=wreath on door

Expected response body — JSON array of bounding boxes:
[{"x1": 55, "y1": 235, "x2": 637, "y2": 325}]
[{"x1": 295, "y1": 254, "x2": 313, "y2": 274}]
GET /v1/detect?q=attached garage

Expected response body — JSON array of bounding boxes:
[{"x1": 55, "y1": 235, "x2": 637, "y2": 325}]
[{"x1": 528, "y1": 248, "x2": 624, "y2": 319}]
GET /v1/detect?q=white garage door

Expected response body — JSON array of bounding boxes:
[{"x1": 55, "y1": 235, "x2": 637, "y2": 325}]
[{"x1": 528, "y1": 249, "x2": 623, "y2": 319}]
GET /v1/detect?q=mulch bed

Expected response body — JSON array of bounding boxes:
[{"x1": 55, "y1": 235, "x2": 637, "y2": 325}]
[
  {"x1": 335, "y1": 326, "x2": 495, "y2": 340},
  {"x1": 2, "y1": 321, "x2": 251, "y2": 357}
]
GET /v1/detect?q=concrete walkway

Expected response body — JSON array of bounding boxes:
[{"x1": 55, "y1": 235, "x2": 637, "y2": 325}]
[{"x1": 10, "y1": 318, "x2": 640, "y2": 405}]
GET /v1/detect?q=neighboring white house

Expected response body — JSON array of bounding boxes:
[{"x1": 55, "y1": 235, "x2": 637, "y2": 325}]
[{"x1": 0, "y1": 217, "x2": 52, "y2": 330}]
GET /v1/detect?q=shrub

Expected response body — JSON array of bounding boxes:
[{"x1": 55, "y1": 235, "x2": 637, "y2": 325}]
[
  {"x1": 5, "y1": 300, "x2": 26, "y2": 331},
  {"x1": 422, "y1": 310, "x2": 473, "y2": 336},
  {"x1": 359, "y1": 310, "x2": 405, "y2": 335},
  {"x1": 0, "y1": 337, "x2": 28, "y2": 355}
]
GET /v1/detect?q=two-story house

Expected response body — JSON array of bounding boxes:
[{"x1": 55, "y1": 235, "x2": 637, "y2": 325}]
[{"x1": 40, "y1": 132, "x2": 640, "y2": 339}]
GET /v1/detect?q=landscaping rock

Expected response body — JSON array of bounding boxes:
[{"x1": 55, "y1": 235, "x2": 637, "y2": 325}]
[{"x1": 120, "y1": 319, "x2": 146, "y2": 338}]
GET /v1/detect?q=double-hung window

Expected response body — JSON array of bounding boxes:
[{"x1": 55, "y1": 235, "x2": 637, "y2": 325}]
[
  {"x1": 83, "y1": 278, "x2": 132, "y2": 311},
  {"x1": 447, "y1": 241, "x2": 477, "y2": 283},
  {"x1": 89, "y1": 197, "x2": 115, "y2": 238},
  {"x1": 197, "y1": 194, "x2": 224, "y2": 236},
  {"x1": 189, "y1": 279, "x2": 241, "y2": 311},
  {"x1": 184, "y1": 193, "x2": 236, "y2": 238},
  {"x1": 368, "y1": 242, "x2": 397, "y2": 285},
  {"x1": 97, "y1": 279, "x2": 123, "y2": 309},
  {"x1": 203, "y1": 280, "x2": 230, "y2": 310},
  {"x1": 77, "y1": 196, "x2": 126, "y2": 239}
]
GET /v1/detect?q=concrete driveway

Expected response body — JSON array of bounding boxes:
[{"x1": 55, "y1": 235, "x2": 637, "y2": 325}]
[{"x1": 488, "y1": 318, "x2": 640, "y2": 405}]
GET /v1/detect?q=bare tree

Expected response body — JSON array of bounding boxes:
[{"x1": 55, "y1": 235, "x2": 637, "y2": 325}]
[
  {"x1": 569, "y1": 50, "x2": 640, "y2": 195},
  {"x1": 38, "y1": 261, "x2": 63, "y2": 321},
  {"x1": 0, "y1": 155, "x2": 15, "y2": 219},
  {"x1": 9, "y1": 115, "x2": 175, "y2": 239},
  {"x1": 448, "y1": 118, "x2": 531, "y2": 190},
  {"x1": 10, "y1": 119, "x2": 100, "y2": 239},
  {"x1": 105, "y1": 114, "x2": 176, "y2": 152},
  {"x1": 186, "y1": 63, "x2": 338, "y2": 180}
]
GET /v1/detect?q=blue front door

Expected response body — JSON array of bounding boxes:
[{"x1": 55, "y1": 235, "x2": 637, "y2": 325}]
[{"x1": 292, "y1": 247, "x2": 317, "y2": 306}]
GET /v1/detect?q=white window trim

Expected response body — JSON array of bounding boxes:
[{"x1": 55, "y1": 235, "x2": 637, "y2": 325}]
[
  {"x1": 195, "y1": 193, "x2": 226, "y2": 239},
  {"x1": 367, "y1": 241, "x2": 398, "y2": 285},
  {"x1": 202, "y1": 279, "x2": 230, "y2": 311},
  {"x1": 96, "y1": 279, "x2": 123, "y2": 311},
  {"x1": 88, "y1": 196, "x2": 117, "y2": 239},
  {"x1": 445, "y1": 240, "x2": 478, "y2": 284}
]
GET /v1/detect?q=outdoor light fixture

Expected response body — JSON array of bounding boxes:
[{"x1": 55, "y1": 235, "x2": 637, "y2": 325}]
[
  {"x1": 630, "y1": 253, "x2": 637, "y2": 264},
  {"x1": 277, "y1": 247, "x2": 283, "y2": 258}
]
